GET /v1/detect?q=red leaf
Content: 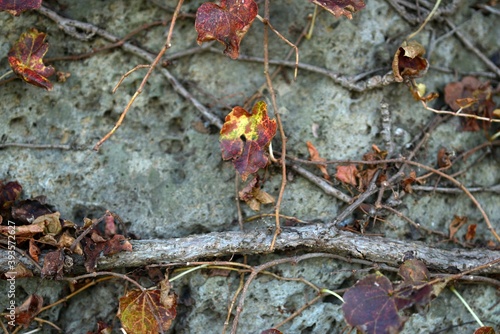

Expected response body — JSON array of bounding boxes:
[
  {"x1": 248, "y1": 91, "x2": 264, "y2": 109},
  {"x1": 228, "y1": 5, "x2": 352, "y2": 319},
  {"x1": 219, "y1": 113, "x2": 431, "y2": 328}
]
[
  {"x1": 118, "y1": 287, "x2": 177, "y2": 334},
  {"x1": 8, "y1": 28, "x2": 55, "y2": 90},
  {"x1": 220, "y1": 101, "x2": 277, "y2": 180},
  {"x1": 195, "y1": 0, "x2": 258, "y2": 59},
  {"x1": 465, "y1": 224, "x2": 477, "y2": 242},
  {"x1": 83, "y1": 230, "x2": 132, "y2": 272},
  {"x1": 0, "y1": 0, "x2": 42, "y2": 16},
  {"x1": 335, "y1": 164, "x2": 358, "y2": 186},
  {"x1": 342, "y1": 273, "x2": 405, "y2": 333},
  {"x1": 311, "y1": 0, "x2": 365, "y2": 19},
  {"x1": 306, "y1": 141, "x2": 330, "y2": 180}
]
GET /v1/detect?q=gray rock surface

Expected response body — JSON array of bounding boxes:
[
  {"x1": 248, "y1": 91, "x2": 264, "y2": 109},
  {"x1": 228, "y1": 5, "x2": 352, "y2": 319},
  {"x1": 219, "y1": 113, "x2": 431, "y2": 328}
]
[{"x1": 0, "y1": 0, "x2": 499, "y2": 333}]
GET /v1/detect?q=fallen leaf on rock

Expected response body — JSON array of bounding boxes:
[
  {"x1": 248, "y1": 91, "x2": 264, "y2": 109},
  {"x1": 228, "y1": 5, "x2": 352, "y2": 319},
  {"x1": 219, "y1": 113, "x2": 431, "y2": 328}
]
[
  {"x1": 306, "y1": 141, "x2": 330, "y2": 180},
  {"x1": 118, "y1": 288, "x2": 177, "y2": 334},
  {"x1": 195, "y1": 0, "x2": 258, "y2": 59},
  {"x1": 220, "y1": 101, "x2": 277, "y2": 180},
  {"x1": 392, "y1": 40, "x2": 429, "y2": 82},
  {"x1": 28, "y1": 238, "x2": 40, "y2": 262},
  {"x1": 311, "y1": 0, "x2": 365, "y2": 19},
  {"x1": 13, "y1": 294, "x2": 43, "y2": 327},
  {"x1": 444, "y1": 76, "x2": 497, "y2": 131},
  {"x1": 86, "y1": 321, "x2": 112, "y2": 334},
  {"x1": 41, "y1": 249, "x2": 64, "y2": 279},
  {"x1": 0, "y1": 0, "x2": 42, "y2": 16},
  {"x1": 261, "y1": 329, "x2": 283, "y2": 334},
  {"x1": 449, "y1": 215, "x2": 467, "y2": 240},
  {"x1": 437, "y1": 148, "x2": 452, "y2": 168},
  {"x1": 335, "y1": 164, "x2": 358, "y2": 186},
  {"x1": 465, "y1": 224, "x2": 477, "y2": 242},
  {"x1": 11, "y1": 197, "x2": 54, "y2": 224},
  {"x1": 83, "y1": 230, "x2": 132, "y2": 272},
  {"x1": 239, "y1": 177, "x2": 275, "y2": 211},
  {"x1": 8, "y1": 28, "x2": 55, "y2": 90},
  {"x1": 401, "y1": 170, "x2": 417, "y2": 193}
]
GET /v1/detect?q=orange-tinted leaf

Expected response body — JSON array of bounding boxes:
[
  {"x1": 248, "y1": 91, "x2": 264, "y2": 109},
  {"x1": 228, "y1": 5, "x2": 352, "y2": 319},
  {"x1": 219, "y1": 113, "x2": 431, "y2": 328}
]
[
  {"x1": 335, "y1": 164, "x2": 357, "y2": 186},
  {"x1": 465, "y1": 224, "x2": 477, "y2": 242},
  {"x1": 449, "y1": 215, "x2": 467, "y2": 240},
  {"x1": 14, "y1": 294, "x2": 43, "y2": 327},
  {"x1": 0, "y1": 0, "x2": 42, "y2": 15},
  {"x1": 8, "y1": 28, "x2": 55, "y2": 90},
  {"x1": 392, "y1": 40, "x2": 429, "y2": 82},
  {"x1": 28, "y1": 238, "x2": 40, "y2": 262},
  {"x1": 195, "y1": 0, "x2": 258, "y2": 59},
  {"x1": 118, "y1": 288, "x2": 177, "y2": 334},
  {"x1": 474, "y1": 327, "x2": 496, "y2": 334},
  {"x1": 311, "y1": 0, "x2": 365, "y2": 19},
  {"x1": 220, "y1": 101, "x2": 277, "y2": 180},
  {"x1": 401, "y1": 170, "x2": 417, "y2": 193},
  {"x1": 0, "y1": 180, "x2": 22, "y2": 209},
  {"x1": 306, "y1": 141, "x2": 330, "y2": 180},
  {"x1": 437, "y1": 148, "x2": 452, "y2": 168},
  {"x1": 342, "y1": 272, "x2": 405, "y2": 333}
]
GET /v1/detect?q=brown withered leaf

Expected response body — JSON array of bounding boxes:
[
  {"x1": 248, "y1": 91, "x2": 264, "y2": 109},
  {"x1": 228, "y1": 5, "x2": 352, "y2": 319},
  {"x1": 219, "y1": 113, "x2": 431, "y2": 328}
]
[
  {"x1": 0, "y1": 180, "x2": 22, "y2": 209},
  {"x1": 306, "y1": 141, "x2": 330, "y2": 180},
  {"x1": 401, "y1": 170, "x2": 417, "y2": 193},
  {"x1": 11, "y1": 197, "x2": 54, "y2": 224},
  {"x1": 239, "y1": 177, "x2": 275, "y2": 211},
  {"x1": 41, "y1": 249, "x2": 65, "y2": 279},
  {"x1": 33, "y1": 212, "x2": 62, "y2": 236},
  {"x1": 392, "y1": 40, "x2": 429, "y2": 82},
  {"x1": 311, "y1": 0, "x2": 366, "y2": 19},
  {"x1": 14, "y1": 294, "x2": 43, "y2": 327},
  {"x1": 465, "y1": 224, "x2": 477, "y2": 242},
  {"x1": 28, "y1": 238, "x2": 40, "y2": 262},
  {"x1": 437, "y1": 148, "x2": 452, "y2": 168},
  {"x1": 449, "y1": 215, "x2": 467, "y2": 240},
  {"x1": 444, "y1": 76, "x2": 497, "y2": 131},
  {"x1": 59, "y1": 231, "x2": 83, "y2": 255},
  {"x1": 86, "y1": 321, "x2": 113, "y2": 334},
  {"x1": 335, "y1": 164, "x2": 358, "y2": 186},
  {"x1": 83, "y1": 230, "x2": 132, "y2": 272}
]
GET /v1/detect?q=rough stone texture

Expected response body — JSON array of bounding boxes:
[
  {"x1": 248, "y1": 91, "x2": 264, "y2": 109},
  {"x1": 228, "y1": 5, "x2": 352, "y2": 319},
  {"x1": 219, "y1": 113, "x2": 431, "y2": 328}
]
[{"x1": 0, "y1": 0, "x2": 499, "y2": 333}]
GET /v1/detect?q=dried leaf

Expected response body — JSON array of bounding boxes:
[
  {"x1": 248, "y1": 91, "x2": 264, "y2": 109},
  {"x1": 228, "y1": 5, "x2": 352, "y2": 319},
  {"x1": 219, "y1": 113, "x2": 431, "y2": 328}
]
[
  {"x1": 195, "y1": 0, "x2": 258, "y2": 59},
  {"x1": 11, "y1": 197, "x2": 54, "y2": 224},
  {"x1": 306, "y1": 141, "x2": 330, "y2": 180},
  {"x1": 8, "y1": 28, "x2": 55, "y2": 90},
  {"x1": 449, "y1": 215, "x2": 467, "y2": 240},
  {"x1": 220, "y1": 101, "x2": 277, "y2": 180},
  {"x1": 14, "y1": 294, "x2": 43, "y2": 327},
  {"x1": 118, "y1": 288, "x2": 177, "y2": 334},
  {"x1": 401, "y1": 170, "x2": 417, "y2": 193},
  {"x1": 0, "y1": 180, "x2": 22, "y2": 209},
  {"x1": 83, "y1": 230, "x2": 132, "y2": 272},
  {"x1": 28, "y1": 238, "x2": 40, "y2": 262},
  {"x1": 33, "y1": 212, "x2": 62, "y2": 236},
  {"x1": 239, "y1": 177, "x2": 275, "y2": 211},
  {"x1": 437, "y1": 148, "x2": 452, "y2": 168},
  {"x1": 465, "y1": 224, "x2": 477, "y2": 242},
  {"x1": 392, "y1": 40, "x2": 429, "y2": 82},
  {"x1": 311, "y1": 0, "x2": 366, "y2": 19},
  {"x1": 0, "y1": 0, "x2": 42, "y2": 16},
  {"x1": 261, "y1": 330, "x2": 283, "y2": 334},
  {"x1": 335, "y1": 164, "x2": 358, "y2": 186},
  {"x1": 444, "y1": 76, "x2": 497, "y2": 131},
  {"x1": 41, "y1": 249, "x2": 64, "y2": 279}
]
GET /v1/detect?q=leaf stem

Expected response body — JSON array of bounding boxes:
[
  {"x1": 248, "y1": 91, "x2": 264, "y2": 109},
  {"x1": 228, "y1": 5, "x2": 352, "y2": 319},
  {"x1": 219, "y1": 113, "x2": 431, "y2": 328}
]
[
  {"x1": 0, "y1": 70, "x2": 13, "y2": 81},
  {"x1": 449, "y1": 286, "x2": 484, "y2": 327},
  {"x1": 321, "y1": 288, "x2": 344, "y2": 303}
]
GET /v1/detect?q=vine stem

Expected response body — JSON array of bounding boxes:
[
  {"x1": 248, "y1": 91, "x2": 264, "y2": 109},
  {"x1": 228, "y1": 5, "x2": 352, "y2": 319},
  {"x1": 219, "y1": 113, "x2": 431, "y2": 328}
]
[
  {"x1": 261, "y1": 0, "x2": 287, "y2": 251},
  {"x1": 93, "y1": 0, "x2": 184, "y2": 150}
]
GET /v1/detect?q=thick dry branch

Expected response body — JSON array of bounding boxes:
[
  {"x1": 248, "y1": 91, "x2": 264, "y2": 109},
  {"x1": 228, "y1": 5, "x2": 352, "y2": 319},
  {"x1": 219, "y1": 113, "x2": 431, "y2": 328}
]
[{"x1": 2, "y1": 224, "x2": 499, "y2": 276}]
